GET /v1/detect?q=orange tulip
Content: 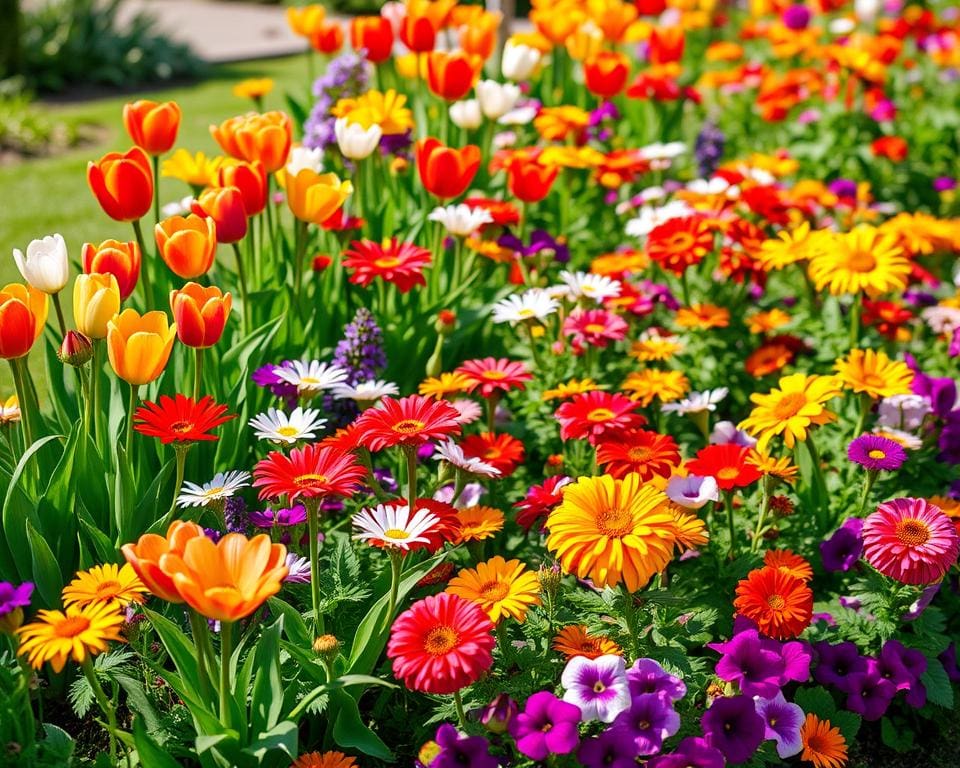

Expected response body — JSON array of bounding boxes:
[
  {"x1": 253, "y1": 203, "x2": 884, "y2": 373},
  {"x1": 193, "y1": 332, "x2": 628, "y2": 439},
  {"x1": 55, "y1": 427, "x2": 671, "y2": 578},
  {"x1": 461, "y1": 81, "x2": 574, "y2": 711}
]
[
  {"x1": 286, "y1": 4, "x2": 326, "y2": 36},
  {"x1": 649, "y1": 26, "x2": 685, "y2": 66},
  {"x1": 87, "y1": 147, "x2": 154, "y2": 222},
  {"x1": 122, "y1": 100, "x2": 181, "y2": 156},
  {"x1": 284, "y1": 170, "x2": 353, "y2": 225},
  {"x1": 416, "y1": 138, "x2": 481, "y2": 199},
  {"x1": 210, "y1": 111, "x2": 293, "y2": 173},
  {"x1": 459, "y1": 12, "x2": 501, "y2": 61},
  {"x1": 584, "y1": 51, "x2": 631, "y2": 98},
  {"x1": 588, "y1": 0, "x2": 638, "y2": 43},
  {"x1": 156, "y1": 214, "x2": 219, "y2": 277},
  {"x1": 507, "y1": 158, "x2": 560, "y2": 203},
  {"x1": 153, "y1": 532, "x2": 288, "y2": 621},
  {"x1": 218, "y1": 160, "x2": 267, "y2": 217},
  {"x1": 530, "y1": 10, "x2": 583, "y2": 46},
  {"x1": 0, "y1": 284, "x2": 48, "y2": 359},
  {"x1": 426, "y1": 51, "x2": 482, "y2": 101},
  {"x1": 191, "y1": 187, "x2": 248, "y2": 245},
  {"x1": 309, "y1": 22, "x2": 344, "y2": 54},
  {"x1": 169, "y1": 283, "x2": 232, "y2": 349},
  {"x1": 121, "y1": 521, "x2": 206, "y2": 604},
  {"x1": 106, "y1": 309, "x2": 177, "y2": 386},
  {"x1": 350, "y1": 16, "x2": 395, "y2": 63},
  {"x1": 81, "y1": 240, "x2": 141, "y2": 301}
]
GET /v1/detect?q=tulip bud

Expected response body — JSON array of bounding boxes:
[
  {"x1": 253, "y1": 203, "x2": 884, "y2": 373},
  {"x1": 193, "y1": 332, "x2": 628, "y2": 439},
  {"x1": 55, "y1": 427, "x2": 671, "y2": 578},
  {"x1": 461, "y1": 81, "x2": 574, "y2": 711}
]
[
  {"x1": 58, "y1": 330, "x2": 94, "y2": 368},
  {"x1": 480, "y1": 694, "x2": 517, "y2": 734},
  {"x1": 13, "y1": 234, "x2": 69, "y2": 295},
  {"x1": 475, "y1": 80, "x2": 521, "y2": 120},
  {"x1": 122, "y1": 100, "x2": 181, "y2": 155},
  {"x1": 157, "y1": 214, "x2": 220, "y2": 276},
  {"x1": 218, "y1": 161, "x2": 268, "y2": 217},
  {"x1": 73, "y1": 273, "x2": 120, "y2": 340},
  {"x1": 502, "y1": 41, "x2": 541, "y2": 81},
  {"x1": 334, "y1": 117, "x2": 383, "y2": 160},
  {"x1": 449, "y1": 99, "x2": 483, "y2": 130}
]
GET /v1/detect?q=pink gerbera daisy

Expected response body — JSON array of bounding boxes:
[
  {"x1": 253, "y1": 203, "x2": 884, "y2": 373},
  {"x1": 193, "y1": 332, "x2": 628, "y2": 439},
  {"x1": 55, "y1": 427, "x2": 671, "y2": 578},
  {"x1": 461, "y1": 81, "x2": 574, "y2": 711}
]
[
  {"x1": 862, "y1": 498, "x2": 960, "y2": 585},
  {"x1": 562, "y1": 308, "x2": 628, "y2": 350},
  {"x1": 456, "y1": 357, "x2": 532, "y2": 398},
  {"x1": 555, "y1": 390, "x2": 645, "y2": 444}
]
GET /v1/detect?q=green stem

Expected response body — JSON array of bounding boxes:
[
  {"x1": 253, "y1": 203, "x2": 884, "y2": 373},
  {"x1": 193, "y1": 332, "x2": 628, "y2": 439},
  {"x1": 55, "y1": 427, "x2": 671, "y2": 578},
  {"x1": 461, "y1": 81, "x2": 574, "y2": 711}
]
[
  {"x1": 81, "y1": 656, "x2": 120, "y2": 763},
  {"x1": 751, "y1": 478, "x2": 772, "y2": 553},
  {"x1": 219, "y1": 620, "x2": 233, "y2": 730},
  {"x1": 485, "y1": 393, "x2": 500, "y2": 434},
  {"x1": 131, "y1": 219, "x2": 153, "y2": 309},
  {"x1": 724, "y1": 490, "x2": 738, "y2": 558},
  {"x1": 306, "y1": 497, "x2": 324, "y2": 635},
  {"x1": 805, "y1": 431, "x2": 830, "y2": 531},
  {"x1": 523, "y1": 321, "x2": 543, "y2": 370},
  {"x1": 856, "y1": 470, "x2": 878, "y2": 517},
  {"x1": 849, "y1": 292, "x2": 862, "y2": 349},
  {"x1": 193, "y1": 347, "x2": 204, "y2": 401},
  {"x1": 187, "y1": 609, "x2": 215, "y2": 704},
  {"x1": 50, "y1": 292, "x2": 67, "y2": 338},
  {"x1": 680, "y1": 269, "x2": 691, "y2": 306},
  {"x1": 91, "y1": 340, "x2": 104, "y2": 454},
  {"x1": 453, "y1": 689, "x2": 467, "y2": 729},
  {"x1": 9, "y1": 358, "x2": 34, "y2": 452},
  {"x1": 231, "y1": 242, "x2": 251, "y2": 337},
  {"x1": 293, "y1": 220, "x2": 308, "y2": 309},
  {"x1": 125, "y1": 383, "x2": 138, "y2": 457},
  {"x1": 15, "y1": 654, "x2": 36, "y2": 748},
  {"x1": 620, "y1": 585, "x2": 639, "y2": 659},
  {"x1": 163, "y1": 444, "x2": 190, "y2": 526},
  {"x1": 383, "y1": 550, "x2": 404, "y2": 631},
  {"x1": 405, "y1": 445, "x2": 418, "y2": 512},
  {"x1": 496, "y1": 621, "x2": 511, "y2": 663},
  {"x1": 152, "y1": 154, "x2": 161, "y2": 229},
  {"x1": 853, "y1": 392, "x2": 871, "y2": 437}
]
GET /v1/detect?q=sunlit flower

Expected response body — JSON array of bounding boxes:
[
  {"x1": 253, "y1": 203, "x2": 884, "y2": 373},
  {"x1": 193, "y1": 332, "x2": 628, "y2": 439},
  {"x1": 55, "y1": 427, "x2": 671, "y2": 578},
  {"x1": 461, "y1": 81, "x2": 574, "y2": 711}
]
[
  {"x1": 553, "y1": 624, "x2": 622, "y2": 660},
  {"x1": 456, "y1": 357, "x2": 532, "y2": 397},
  {"x1": 807, "y1": 225, "x2": 910, "y2": 297},
  {"x1": 177, "y1": 471, "x2": 251, "y2": 508},
  {"x1": 343, "y1": 238, "x2": 432, "y2": 293},
  {"x1": 542, "y1": 378, "x2": 605, "y2": 401},
  {"x1": 17, "y1": 602, "x2": 124, "y2": 672},
  {"x1": 133, "y1": 394, "x2": 234, "y2": 444},
  {"x1": 557, "y1": 270, "x2": 621, "y2": 303},
  {"x1": 455, "y1": 506, "x2": 505, "y2": 543},
  {"x1": 492, "y1": 289, "x2": 560, "y2": 324},
  {"x1": 61, "y1": 563, "x2": 148, "y2": 609},
  {"x1": 446, "y1": 556, "x2": 541, "y2": 623},
  {"x1": 434, "y1": 440, "x2": 501, "y2": 478},
  {"x1": 332, "y1": 379, "x2": 400, "y2": 405},
  {"x1": 249, "y1": 407, "x2": 327, "y2": 444},
  {"x1": 622, "y1": 370, "x2": 690, "y2": 406},
  {"x1": 739, "y1": 374, "x2": 842, "y2": 453},
  {"x1": 799, "y1": 714, "x2": 848, "y2": 768},
  {"x1": 834, "y1": 348, "x2": 913, "y2": 399},
  {"x1": 273, "y1": 360, "x2": 349, "y2": 397},
  {"x1": 733, "y1": 566, "x2": 813, "y2": 640},
  {"x1": 428, "y1": 204, "x2": 494, "y2": 237},
  {"x1": 352, "y1": 503, "x2": 442, "y2": 551},
  {"x1": 354, "y1": 395, "x2": 461, "y2": 451},
  {"x1": 661, "y1": 387, "x2": 728, "y2": 416},
  {"x1": 419, "y1": 372, "x2": 473, "y2": 399}
]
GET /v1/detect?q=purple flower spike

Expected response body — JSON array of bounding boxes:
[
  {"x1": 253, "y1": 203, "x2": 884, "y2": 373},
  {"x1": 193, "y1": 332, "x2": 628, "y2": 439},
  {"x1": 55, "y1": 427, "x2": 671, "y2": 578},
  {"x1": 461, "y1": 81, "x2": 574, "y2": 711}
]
[
  {"x1": 509, "y1": 691, "x2": 581, "y2": 761},
  {"x1": 754, "y1": 692, "x2": 804, "y2": 758},
  {"x1": 561, "y1": 654, "x2": 631, "y2": 723},
  {"x1": 701, "y1": 695, "x2": 765, "y2": 764},
  {"x1": 610, "y1": 692, "x2": 680, "y2": 756},
  {"x1": 626, "y1": 658, "x2": 687, "y2": 701},
  {"x1": 847, "y1": 434, "x2": 908, "y2": 471},
  {"x1": 432, "y1": 724, "x2": 498, "y2": 768}
]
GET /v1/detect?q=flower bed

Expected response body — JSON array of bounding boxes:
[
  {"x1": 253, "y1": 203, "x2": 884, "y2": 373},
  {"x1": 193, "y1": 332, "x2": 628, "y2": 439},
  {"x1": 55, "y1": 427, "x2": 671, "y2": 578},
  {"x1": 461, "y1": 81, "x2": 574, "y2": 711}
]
[{"x1": 2, "y1": 1, "x2": 960, "y2": 766}]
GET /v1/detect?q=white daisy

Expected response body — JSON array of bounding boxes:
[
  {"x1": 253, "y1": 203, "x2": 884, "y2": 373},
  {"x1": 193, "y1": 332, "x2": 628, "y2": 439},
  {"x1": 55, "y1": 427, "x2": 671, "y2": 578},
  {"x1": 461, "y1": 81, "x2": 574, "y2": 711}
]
[
  {"x1": 625, "y1": 200, "x2": 694, "y2": 238},
  {"x1": 332, "y1": 379, "x2": 400, "y2": 404},
  {"x1": 491, "y1": 289, "x2": 560, "y2": 324},
  {"x1": 249, "y1": 407, "x2": 326, "y2": 444},
  {"x1": 686, "y1": 177, "x2": 739, "y2": 199},
  {"x1": 434, "y1": 440, "x2": 501, "y2": 478},
  {"x1": 352, "y1": 503, "x2": 440, "y2": 551},
  {"x1": 176, "y1": 471, "x2": 251, "y2": 508},
  {"x1": 273, "y1": 360, "x2": 349, "y2": 396},
  {"x1": 661, "y1": 387, "x2": 729, "y2": 415},
  {"x1": 557, "y1": 270, "x2": 622, "y2": 304},
  {"x1": 638, "y1": 141, "x2": 687, "y2": 161},
  {"x1": 427, "y1": 204, "x2": 494, "y2": 237}
]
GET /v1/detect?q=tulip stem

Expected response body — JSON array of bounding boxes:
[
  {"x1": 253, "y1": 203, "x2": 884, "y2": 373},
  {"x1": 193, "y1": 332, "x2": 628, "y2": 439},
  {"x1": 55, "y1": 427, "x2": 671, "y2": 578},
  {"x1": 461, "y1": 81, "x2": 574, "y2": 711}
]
[
  {"x1": 187, "y1": 608, "x2": 215, "y2": 704},
  {"x1": 50, "y1": 293, "x2": 67, "y2": 338},
  {"x1": 293, "y1": 220, "x2": 308, "y2": 311},
  {"x1": 152, "y1": 155, "x2": 161, "y2": 229},
  {"x1": 131, "y1": 219, "x2": 153, "y2": 310},
  {"x1": 305, "y1": 496, "x2": 324, "y2": 635},
  {"x1": 91, "y1": 340, "x2": 104, "y2": 453},
  {"x1": 230, "y1": 243, "x2": 251, "y2": 337},
  {"x1": 193, "y1": 348, "x2": 204, "y2": 401},
  {"x1": 219, "y1": 620, "x2": 233, "y2": 730},
  {"x1": 125, "y1": 384, "x2": 139, "y2": 458}
]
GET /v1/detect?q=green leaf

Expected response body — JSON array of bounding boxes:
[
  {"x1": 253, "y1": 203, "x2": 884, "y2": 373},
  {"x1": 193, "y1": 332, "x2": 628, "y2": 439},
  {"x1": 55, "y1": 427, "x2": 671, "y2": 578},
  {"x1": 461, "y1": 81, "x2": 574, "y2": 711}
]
[
  {"x1": 920, "y1": 658, "x2": 954, "y2": 709},
  {"x1": 142, "y1": 608, "x2": 206, "y2": 704},
  {"x1": 250, "y1": 616, "x2": 285, "y2": 735},
  {"x1": 794, "y1": 686, "x2": 837, "y2": 719},
  {"x1": 68, "y1": 674, "x2": 95, "y2": 718},
  {"x1": 244, "y1": 720, "x2": 298, "y2": 763},
  {"x1": 116, "y1": 674, "x2": 161, "y2": 732},
  {"x1": 38, "y1": 723, "x2": 75, "y2": 762},
  {"x1": 26, "y1": 518, "x2": 64, "y2": 606},
  {"x1": 829, "y1": 710, "x2": 861, "y2": 742},
  {"x1": 132, "y1": 716, "x2": 182, "y2": 768},
  {"x1": 267, "y1": 597, "x2": 312, "y2": 647},
  {"x1": 331, "y1": 689, "x2": 394, "y2": 761},
  {"x1": 881, "y1": 716, "x2": 915, "y2": 752}
]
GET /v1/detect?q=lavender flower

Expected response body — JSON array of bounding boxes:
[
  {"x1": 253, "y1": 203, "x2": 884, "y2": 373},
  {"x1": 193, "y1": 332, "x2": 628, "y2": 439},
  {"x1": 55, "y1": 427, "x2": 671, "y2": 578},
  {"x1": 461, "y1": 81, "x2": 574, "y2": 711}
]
[
  {"x1": 754, "y1": 693, "x2": 803, "y2": 758},
  {"x1": 323, "y1": 308, "x2": 388, "y2": 427},
  {"x1": 303, "y1": 50, "x2": 369, "y2": 151},
  {"x1": 709, "y1": 420, "x2": 757, "y2": 447},
  {"x1": 561, "y1": 654, "x2": 631, "y2": 723},
  {"x1": 847, "y1": 434, "x2": 907, "y2": 471},
  {"x1": 694, "y1": 120, "x2": 724, "y2": 178}
]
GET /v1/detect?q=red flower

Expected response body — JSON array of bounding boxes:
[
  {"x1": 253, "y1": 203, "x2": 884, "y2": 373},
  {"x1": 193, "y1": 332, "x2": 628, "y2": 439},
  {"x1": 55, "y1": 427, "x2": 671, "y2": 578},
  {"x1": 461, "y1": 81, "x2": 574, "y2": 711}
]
[
  {"x1": 413, "y1": 499, "x2": 461, "y2": 553},
  {"x1": 646, "y1": 216, "x2": 714, "y2": 276},
  {"x1": 455, "y1": 357, "x2": 532, "y2": 398},
  {"x1": 133, "y1": 394, "x2": 234, "y2": 444},
  {"x1": 343, "y1": 238, "x2": 432, "y2": 293},
  {"x1": 387, "y1": 592, "x2": 495, "y2": 694},
  {"x1": 686, "y1": 444, "x2": 762, "y2": 490},
  {"x1": 353, "y1": 395, "x2": 461, "y2": 451},
  {"x1": 563, "y1": 308, "x2": 628, "y2": 350},
  {"x1": 416, "y1": 138, "x2": 481, "y2": 199},
  {"x1": 253, "y1": 444, "x2": 366, "y2": 501},
  {"x1": 506, "y1": 158, "x2": 559, "y2": 203},
  {"x1": 871, "y1": 136, "x2": 908, "y2": 162},
  {"x1": 514, "y1": 476, "x2": 572, "y2": 531},
  {"x1": 863, "y1": 299, "x2": 912, "y2": 341},
  {"x1": 596, "y1": 429, "x2": 680, "y2": 481},
  {"x1": 319, "y1": 423, "x2": 364, "y2": 452},
  {"x1": 555, "y1": 391, "x2": 644, "y2": 444},
  {"x1": 461, "y1": 432, "x2": 525, "y2": 476},
  {"x1": 463, "y1": 197, "x2": 520, "y2": 227}
]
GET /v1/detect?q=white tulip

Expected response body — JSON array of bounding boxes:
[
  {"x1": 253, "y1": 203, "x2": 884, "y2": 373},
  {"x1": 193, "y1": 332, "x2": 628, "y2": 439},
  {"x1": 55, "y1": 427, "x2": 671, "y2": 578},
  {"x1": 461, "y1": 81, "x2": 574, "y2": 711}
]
[
  {"x1": 502, "y1": 41, "x2": 540, "y2": 81},
  {"x1": 286, "y1": 146, "x2": 325, "y2": 176},
  {"x1": 428, "y1": 204, "x2": 494, "y2": 237},
  {"x1": 13, "y1": 233, "x2": 69, "y2": 294},
  {"x1": 334, "y1": 118, "x2": 382, "y2": 160},
  {"x1": 449, "y1": 99, "x2": 482, "y2": 130},
  {"x1": 853, "y1": 0, "x2": 881, "y2": 22},
  {"x1": 475, "y1": 80, "x2": 521, "y2": 120}
]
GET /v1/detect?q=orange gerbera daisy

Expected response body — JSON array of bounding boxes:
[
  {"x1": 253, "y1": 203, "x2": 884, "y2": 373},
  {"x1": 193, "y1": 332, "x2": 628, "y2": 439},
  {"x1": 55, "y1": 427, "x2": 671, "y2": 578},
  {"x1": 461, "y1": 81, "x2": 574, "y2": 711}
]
[
  {"x1": 418, "y1": 371, "x2": 473, "y2": 399},
  {"x1": 800, "y1": 714, "x2": 848, "y2": 768},
  {"x1": 552, "y1": 624, "x2": 623, "y2": 660},
  {"x1": 745, "y1": 342, "x2": 795, "y2": 377},
  {"x1": 746, "y1": 308, "x2": 791, "y2": 334},
  {"x1": 461, "y1": 432, "x2": 525, "y2": 476},
  {"x1": 674, "y1": 303, "x2": 730, "y2": 330},
  {"x1": 291, "y1": 751, "x2": 358, "y2": 768},
  {"x1": 646, "y1": 216, "x2": 714, "y2": 276},
  {"x1": 595, "y1": 429, "x2": 680, "y2": 481},
  {"x1": 763, "y1": 548, "x2": 813, "y2": 581},
  {"x1": 455, "y1": 506, "x2": 505, "y2": 543},
  {"x1": 733, "y1": 566, "x2": 813, "y2": 640}
]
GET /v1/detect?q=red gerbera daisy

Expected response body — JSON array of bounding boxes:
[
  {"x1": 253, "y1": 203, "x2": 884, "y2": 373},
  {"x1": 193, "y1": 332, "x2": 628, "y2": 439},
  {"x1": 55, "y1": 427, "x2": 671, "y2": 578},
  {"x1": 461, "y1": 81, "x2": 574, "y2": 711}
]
[
  {"x1": 133, "y1": 394, "x2": 234, "y2": 444},
  {"x1": 455, "y1": 357, "x2": 532, "y2": 398},
  {"x1": 343, "y1": 238, "x2": 432, "y2": 293},
  {"x1": 386, "y1": 592, "x2": 495, "y2": 694},
  {"x1": 461, "y1": 432, "x2": 525, "y2": 477},
  {"x1": 353, "y1": 395, "x2": 461, "y2": 451},
  {"x1": 562, "y1": 308, "x2": 629, "y2": 350},
  {"x1": 514, "y1": 475, "x2": 573, "y2": 531},
  {"x1": 412, "y1": 499, "x2": 462, "y2": 553},
  {"x1": 646, "y1": 216, "x2": 714, "y2": 276},
  {"x1": 318, "y1": 422, "x2": 364, "y2": 452},
  {"x1": 555, "y1": 390, "x2": 645, "y2": 444},
  {"x1": 862, "y1": 299, "x2": 913, "y2": 342},
  {"x1": 463, "y1": 196, "x2": 520, "y2": 227},
  {"x1": 733, "y1": 566, "x2": 813, "y2": 640},
  {"x1": 596, "y1": 429, "x2": 680, "y2": 481},
  {"x1": 686, "y1": 444, "x2": 762, "y2": 490},
  {"x1": 252, "y1": 444, "x2": 366, "y2": 501}
]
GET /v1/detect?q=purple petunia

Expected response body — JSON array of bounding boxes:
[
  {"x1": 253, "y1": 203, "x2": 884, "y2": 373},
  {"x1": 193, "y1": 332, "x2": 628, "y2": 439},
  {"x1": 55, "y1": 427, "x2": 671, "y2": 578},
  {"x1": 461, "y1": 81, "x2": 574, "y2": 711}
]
[
  {"x1": 845, "y1": 662, "x2": 896, "y2": 720},
  {"x1": 626, "y1": 658, "x2": 687, "y2": 702},
  {"x1": 878, "y1": 639, "x2": 927, "y2": 708},
  {"x1": 847, "y1": 434, "x2": 908, "y2": 471},
  {"x1": 754, "y1": 692, "x2": 804, "y2": 758},
  {"x1": 578, "y1": 728, "x2": 639, "y2": 768},
  {"x1": 646, "y1": 737, "x2": 725, "y2": 768},
  {"x1": 509, "y1": 691, "x2": 581, "y2": 761},
  {"x1": 701, "y1": 695, "x2": 765, "y2": 765},
  {"x1": 814, "y1": 641, "x2": 868, "y2": 692},
  {"x1": 561, "y1": 654, "x2": 631, "y2": 723},
  {"x1": 252, "y1": 361, "x2": 299, "y2": 404},
  {"x1": 820, "y1": 517, "x2": 864, "y2": 572},
  {"x1": 709, "y1": 630, "x2": 784, "y2": 698},
  {"x1": 0, "y1": 581, "x2": 33, "y2": 616},
  {"x1": 609, "y1": 692, "x2": 680, "y2": 756},
  {"x1": 432, "y1": 724, "x2": 498, "y2": 768}
]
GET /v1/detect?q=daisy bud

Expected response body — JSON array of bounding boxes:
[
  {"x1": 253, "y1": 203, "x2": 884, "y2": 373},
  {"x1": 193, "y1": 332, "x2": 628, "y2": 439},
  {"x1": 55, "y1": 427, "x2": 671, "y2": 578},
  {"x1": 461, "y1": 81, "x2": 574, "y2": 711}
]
[
  {"x1": 58, "y1": 330, "x2": 94, "y2": 368},
  {"x1": 435, "y1": 309, "x2": 457, "y2": 335},
  {"x1": 312, "y1": 633, "x2": 341, "y2": 660}
]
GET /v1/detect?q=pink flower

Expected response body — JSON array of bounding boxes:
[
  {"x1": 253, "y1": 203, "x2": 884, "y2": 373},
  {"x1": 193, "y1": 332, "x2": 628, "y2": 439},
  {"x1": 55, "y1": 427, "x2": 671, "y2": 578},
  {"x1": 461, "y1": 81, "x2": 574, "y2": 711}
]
[{"x1": 563, "y1": 309, "x2": 628, "y2": 350}]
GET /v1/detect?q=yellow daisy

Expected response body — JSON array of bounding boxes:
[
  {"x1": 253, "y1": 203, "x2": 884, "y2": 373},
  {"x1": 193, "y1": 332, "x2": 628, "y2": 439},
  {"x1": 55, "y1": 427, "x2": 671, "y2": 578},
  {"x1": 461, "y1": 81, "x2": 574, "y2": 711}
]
[
  {"x1": 161, "y1": 149, "x2": 224, "y2": 189},
  {"x1": 17, "y1": 602, "x2": 125, "y2": 672},
  {"x1": 738, "y1": 373, "x2": 842, "y2": 453},
  {"x1": 674, "y1": 303, "x2": 730, "y2": 330},
  {"x1": 455, "y1": 506, "x2": 505, "y2": 543},
  {"x1": 629, "y1": 333, "x2": 685, "y2": 362},
  {"x1": 331, "y1": 89, "x2": 413, "y2": 135},
  {"x1": 418, "y1": 372, "x2": 472, "y2": 399},
  {"x1": 746, "y1": 450, "x2": 798, "y2": 484},
  {"x1": 543, "y1": 378, "x2": 605, "y2": 401},
  {"x1": 834, "y1": 348, "x2": 914, "y2": 399},
  {"x1": 446, "y1": 556, "x2": 541, "y2": 623},
  {"x1": 232, "y1": 77, "x2": 274, "y2": 101},
  {"x1": 621, "y1": 369, "x2": 690, "y2": 406},
  {"x1": 62, "y1": 563, "x2": 148, "y2": 609},
  {"x1": 807, "y1": 225, "x2": 910, "y2": 297},
  {"x1": 757, "y1": 222, "x2": 819, "y2": 271}
]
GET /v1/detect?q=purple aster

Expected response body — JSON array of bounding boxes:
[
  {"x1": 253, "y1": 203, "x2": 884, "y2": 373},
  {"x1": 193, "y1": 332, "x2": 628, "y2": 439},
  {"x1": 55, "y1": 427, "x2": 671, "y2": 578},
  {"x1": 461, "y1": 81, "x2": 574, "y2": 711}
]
[
  {"x1": 754, "y1": 693, "x2": 803, "y2": 758},
  {"x1": 0, "y1": 581, "x2": 33, "y2": 616},
  {"x1": 646, "y1": 737, "x2": 725, "y2": 768},
  {"x1": 561, "y1": 654, "x2": 631, "y2": 723},
  {"x1": 878, "y1": 639, "x2": 927, "y2": 707},
  {"x1": 283, "y1": 554, "x2": 311, "y2": 584},
  {"x1": 609, "y1": 692, "x2": 680, "y2": 756},
  {"x1": 432, "y1": 724, "x2": 498, "y2": 768},
  {"x1": 847, "y1": 434, "x2": 907, "y2": 471},
  {"x1": 829, "y1": 178, "x2": 858, "y2": 200},
  {"x1": 700, "y1": 695, "x2": 765, "y2": 764},
  {"x1": 934, "y1": 176, "x2": 958, "y2": 192},
  {"x1": 252, "y1": 361, "x2": 298, "y2": 404},
  {"x1": 479, "y1": 694, "x2": 517, "y2": 735},
  {"x1": 249, "y1": 505, "x2": 308, "y2": 528},
  {"x1": 782, "y1": 4, "x2": 812, "y2": 29},
  {"x1": 626, "y1": 658, "x2": 687, "y2": 702},
  {"x1": 708, "y1": 630, "x2": 784, "y2": 698},
  {"x1": 820, "y1": 517, "x2": 864, "y2": 572},
  {"x1": 814, "y1": 641, "x2": 867, "y2": 692},
  {"x1": 845, "y1": 662, "x2": 896, "y2": 720},
  {"x1": 509, "y1": 691, "x2": 581, "y2": 761},
  {"x1": 578, "y1": 728, "x2": 639, "y2": 768}
]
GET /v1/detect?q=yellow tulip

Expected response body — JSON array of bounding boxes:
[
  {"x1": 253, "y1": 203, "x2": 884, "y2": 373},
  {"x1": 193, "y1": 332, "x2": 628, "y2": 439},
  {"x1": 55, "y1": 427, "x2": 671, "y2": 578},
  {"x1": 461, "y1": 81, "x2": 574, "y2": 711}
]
[
  {"x1": 73, "y1": 274, "x2": 120, "y2": 340},
  {"x1": 106, "y1": 309, "x2": 176, "y2": 386},
  {"x1": 284, "y1": 169, "x2": 352, "y2": 225}
]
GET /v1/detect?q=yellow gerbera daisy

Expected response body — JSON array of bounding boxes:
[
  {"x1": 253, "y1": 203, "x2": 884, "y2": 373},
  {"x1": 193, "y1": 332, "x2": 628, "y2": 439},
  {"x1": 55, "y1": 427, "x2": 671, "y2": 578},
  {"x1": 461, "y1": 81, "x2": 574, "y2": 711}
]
[
  {"x1": 621, "y1": 369, "x2": 690, "y2": 406},
  {"x1": 745, "y1": 450, "x2": 798, "y2": 484},
  {"x1": 746, "y1": 308, "x2": 791, "y2": 334},
  {"x1": 630, "y1": 334, "x2": 685, "y2": 362},
  {"x1": 61, "y1": 563, "x2": 148, "y2": 609},
  {"x1": 331, "y1": 89, "x2": 413, "y2": 135},
  {"x1": 446, "y1": 556, "x2": 541, "y2": 623},
  {"x1": 670, "y1": 506, "x2": 710, "y2": 552},
  {"x1": 834, "y1": 348, "x2": 914, "y2": 399},
  {"x1": 545, "y1": 474, "x2": 678, "y2": 592},
  {"x1": 455, "y1": 506, "x2": 505, "y2": 543},
  {"x1": 232, "y1": 77, "x2": 274, "y2": 101},
  {"x1": 543, "y1": 378, "x2": 605, "y2": 401},
  {"x1": 738, "y1": 373, "x2": 842, "y2": 453},
  {"x1": 17, "y1": 602, "x2": 125, "y2": 672},
  {"x1": 161, "y1": 149, "x2": 223, "y2": 189},
  {"x1": 418, "y1": 371, "x2": 472, "y2": 399},
  {"x1": 807, "y1": 224, "x2": 910, "y2": 297},
  {"x1": 757, "y1": 222, "x2": 818, "y2": 271}
]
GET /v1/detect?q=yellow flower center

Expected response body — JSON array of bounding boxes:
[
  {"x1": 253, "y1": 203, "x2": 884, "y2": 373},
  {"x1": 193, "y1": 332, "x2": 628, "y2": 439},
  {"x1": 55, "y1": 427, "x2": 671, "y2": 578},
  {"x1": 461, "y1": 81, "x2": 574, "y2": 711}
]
[
  {"x1": 423, "y1": 625, "x2": 459, "y2": 655},
  {"x1": 300, "y1": 376, "x2": 320, "y2": 384},
  {"x1": 169, "y1": 420, "x2": 196, "y2": 434},
  {"x1": 517, "y1": 308, "x2": 535, "y2": 318},
  {"x1": 482, "y1": 370, "x2": 508, "y2": 380},
  {"x1": 202, "y1": 486, "x2": 225, "y2": 497},
  {"x1": 383, "y1": 528, "x2": 410, "y2": 540},
  {"x1": 593, "y1": 681, "x2": 607, "y2": 693},
  {"x1": 665, "y1": 232, "x2": 695, "y2": 252},
  {"x1": 717, "y1": 467, "x2": 739, "y2": 481},
  {"x1": 597, "y1": 507, "x2": 633, "y2": 537},
  {"x1": 294, "y1": 473, "x2": 328, "y2": 488},
  {"x1": 54, "y1": 616, "x2": 91, "y2": 638},
  {"x1": 766, "y1": 594, "x2": 786, "y2": 610},
  {"x1": 845, "y1": 249, "x2": 877, "y2": 272},
  {"x1": 584, "y1": 323, "x2": 607, "y2": 334},
  {"x1": 392, "y1": 418, "x2": 426, "y2": 434},
  {"x1": 772, "y1": 391, "x2": 808, "y2": 419},
  {"x1": 587, "y1": 407, "x2": 615, "y2": 422},
  {"x1": 479, "y1": 580, "x2": 510, "y2": 601},
  {"x1": 860, "y1": 372, "x2": 886, "y2": 388},
  {"x1": 627, "y1": 446, "x2": 652, "y2": 461},
  {"x1": 896, "y1": 518, "x2": 930, "y2": 547},
  {"x1": 276, "y1": 426, "x2": 299, "y2": 437},
  {"x1": 374, "y1": 256, "x2": 402, "y2": 268},
  {"x1": 868, "y1": 449, "x2": 886, "y2": 460}
]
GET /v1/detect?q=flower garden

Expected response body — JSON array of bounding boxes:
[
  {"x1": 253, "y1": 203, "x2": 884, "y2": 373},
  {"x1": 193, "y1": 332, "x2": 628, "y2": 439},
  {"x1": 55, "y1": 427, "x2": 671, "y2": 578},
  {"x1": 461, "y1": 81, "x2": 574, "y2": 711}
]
[{"x1": 2, "y1": 0, "x2": 960, "y2": 766}]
